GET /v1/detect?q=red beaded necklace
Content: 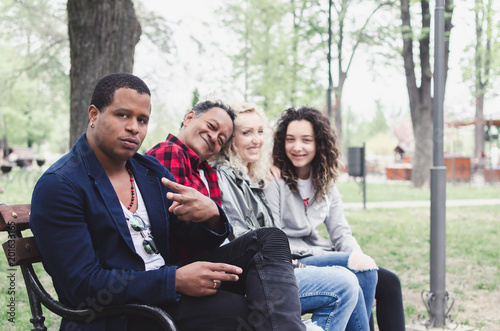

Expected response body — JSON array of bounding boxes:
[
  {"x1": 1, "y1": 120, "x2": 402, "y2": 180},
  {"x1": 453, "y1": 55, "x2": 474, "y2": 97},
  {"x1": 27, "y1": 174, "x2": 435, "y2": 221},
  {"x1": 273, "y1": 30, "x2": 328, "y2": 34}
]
[{"x1": 126, "y1": 166, "x2": 135, "y2": 210}]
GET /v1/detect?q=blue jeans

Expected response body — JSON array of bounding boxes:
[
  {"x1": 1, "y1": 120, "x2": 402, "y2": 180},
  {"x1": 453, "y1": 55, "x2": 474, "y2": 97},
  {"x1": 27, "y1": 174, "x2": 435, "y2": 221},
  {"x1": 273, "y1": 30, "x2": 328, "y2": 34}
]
[
  {"x1": 300, "y1": 252, "x2": 378, "y2": 331},
  {"x1": 295, "y1": 266, "x2": 358, "y2": 331}
]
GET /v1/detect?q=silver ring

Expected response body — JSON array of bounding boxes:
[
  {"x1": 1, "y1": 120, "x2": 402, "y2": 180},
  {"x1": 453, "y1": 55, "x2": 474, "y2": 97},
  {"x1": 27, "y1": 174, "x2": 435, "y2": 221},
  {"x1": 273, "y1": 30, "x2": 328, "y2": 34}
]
[{"x1": 213, "y1": 280, "x2": 217, "y2": 289}]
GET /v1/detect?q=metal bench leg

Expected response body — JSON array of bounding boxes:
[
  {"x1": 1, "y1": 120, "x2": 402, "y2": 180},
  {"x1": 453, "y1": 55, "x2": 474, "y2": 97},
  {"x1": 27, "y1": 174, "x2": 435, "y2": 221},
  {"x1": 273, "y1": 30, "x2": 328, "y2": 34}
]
[{"x1": 21, "y1": 265, "x2": 47, "y2": 331}]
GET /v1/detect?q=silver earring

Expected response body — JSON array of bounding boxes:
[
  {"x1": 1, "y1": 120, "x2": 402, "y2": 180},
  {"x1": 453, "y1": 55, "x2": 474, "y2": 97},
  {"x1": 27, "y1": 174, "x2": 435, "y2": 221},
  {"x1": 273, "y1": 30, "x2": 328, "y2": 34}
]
[{"x1": 90, "y1": 122, "x2": 95, "y2": 128}]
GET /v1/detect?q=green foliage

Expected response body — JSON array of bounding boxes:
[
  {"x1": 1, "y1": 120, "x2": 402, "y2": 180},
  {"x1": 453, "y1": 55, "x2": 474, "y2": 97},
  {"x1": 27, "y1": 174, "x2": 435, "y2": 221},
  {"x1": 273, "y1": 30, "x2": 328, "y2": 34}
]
[
  {"x1": 221, "y1": 0, "x2": 321, "y2": 116},
  {"x1": 221, "y1": 0, "x2": 398, "y2": 122},
  {"x1": 343, "y1": 99, "x2": 393, "y2": 151},
  {"x1": 221, "y1": 0, "x2": 337, "y2": 116},
  {"x1": 0, "y1": 0, "x2": 69, "y2": 153},
  {"x1": 460, "y1": 0, "x2": 500, "y2": 99},
  {"x1": 191, "y1": 88, "x2": 201, "y2": 107},
  {"x1": 221, "y1": 0, "x2": 401, "y2": 152},
  {"x1": 365, "y1": 132, "x2": 398, "y2": 155},
  {"x1": 135, "y1": 4, "x2": 174, "y2": 56}
]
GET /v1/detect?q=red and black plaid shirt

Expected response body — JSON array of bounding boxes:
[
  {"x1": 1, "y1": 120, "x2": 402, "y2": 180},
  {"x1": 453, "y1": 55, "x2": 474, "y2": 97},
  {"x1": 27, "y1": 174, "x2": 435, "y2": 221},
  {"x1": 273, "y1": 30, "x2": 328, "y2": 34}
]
[
  {"x1": 146, "y1": 134, "x2": 223, "y2": 262},
  {"x1": 146, "y1": 134, "x2": 222, "y2": 205}
]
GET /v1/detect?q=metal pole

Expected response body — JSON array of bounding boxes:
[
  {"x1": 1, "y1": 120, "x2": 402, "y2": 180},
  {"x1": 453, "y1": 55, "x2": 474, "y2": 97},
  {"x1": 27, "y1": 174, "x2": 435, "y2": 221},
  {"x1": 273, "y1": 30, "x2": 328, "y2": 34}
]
[
  {"x1": 429, "y1": 0, "x2": 447, "y2": 327},
  {"x1": 327, "y1": 0, "x2": 333, "y2": 118}
]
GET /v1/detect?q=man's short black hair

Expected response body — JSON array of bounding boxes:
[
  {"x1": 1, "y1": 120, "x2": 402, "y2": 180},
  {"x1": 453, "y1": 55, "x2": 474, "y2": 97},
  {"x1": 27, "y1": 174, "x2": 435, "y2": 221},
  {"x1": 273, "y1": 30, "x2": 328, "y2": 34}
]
[
  {"x1": 181, "y1": 100, "x2": 236, "y2": 128},
  {"x1": 90, "y1": 73, "x2": 151, "y2": 112}
]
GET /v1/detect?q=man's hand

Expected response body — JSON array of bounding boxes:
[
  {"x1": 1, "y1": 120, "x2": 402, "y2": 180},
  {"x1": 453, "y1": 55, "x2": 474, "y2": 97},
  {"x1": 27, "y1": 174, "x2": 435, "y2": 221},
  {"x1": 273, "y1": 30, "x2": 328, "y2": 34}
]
[
  {"x1": 175, "y1": 261, "x2": 242, "y2": 297},
  {"x1": 162, "y1": 178, "x2": 223, "y2": 231}
]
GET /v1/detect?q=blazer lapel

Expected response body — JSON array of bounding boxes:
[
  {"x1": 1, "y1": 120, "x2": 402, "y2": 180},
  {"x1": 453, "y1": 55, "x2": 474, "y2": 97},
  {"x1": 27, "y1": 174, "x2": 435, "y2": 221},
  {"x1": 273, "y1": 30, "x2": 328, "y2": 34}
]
[
  {"x1": 130, "y1": 158, "x2": 170, "y2": 256},
  {"x1": 94, "y1": 170, "x2": 137, "y2": 253},
  {"x1": 80, "y1": 141, "x2": 137, "y2": 254}
]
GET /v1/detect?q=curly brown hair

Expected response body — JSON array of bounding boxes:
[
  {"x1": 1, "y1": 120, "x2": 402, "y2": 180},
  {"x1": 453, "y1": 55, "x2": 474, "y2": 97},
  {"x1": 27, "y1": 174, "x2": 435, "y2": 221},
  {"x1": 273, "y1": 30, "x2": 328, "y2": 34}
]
[{"x1": 272, "y1": 106, "x2": 341, "y2": 201}]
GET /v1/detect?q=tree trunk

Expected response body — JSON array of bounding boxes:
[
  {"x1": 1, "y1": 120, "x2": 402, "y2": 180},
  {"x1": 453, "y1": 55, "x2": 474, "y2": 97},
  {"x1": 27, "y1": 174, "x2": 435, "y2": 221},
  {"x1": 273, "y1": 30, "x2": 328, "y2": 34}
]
[
  {"x1": 333, "y1": 0, "x2": 348, "y2": 148},
  {"x1": 334, "y1": 71, "x2": 346, "y2": 147},
  {"x1": 400, "y1": 0, "x2": 453, "y2": 188},
  {"x1": 67, "y1": 0, "x2": 142, "y2": 147},
  {"x1": 473, "y1": 0, "x2": 491, "y2": 159},
  {"x1": 334, "y1": 92, "x2": 342, "y2": 145},
  {"x1": 332, "y1": 0, "x2": 390, "y2": 149},
  {"x1": 411, "y1": 100, "x2": 434, "y2": 187},
  {"x1": 474, "y1": 96, "x2": 485, "y2": 158}
]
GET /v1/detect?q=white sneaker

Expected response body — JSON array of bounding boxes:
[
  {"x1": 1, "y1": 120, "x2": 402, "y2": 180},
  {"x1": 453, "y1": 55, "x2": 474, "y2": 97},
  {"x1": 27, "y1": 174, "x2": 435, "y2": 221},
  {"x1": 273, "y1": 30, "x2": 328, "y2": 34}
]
[{"x1": 303, "y1": 319, "x2": 324, "y2": 331}]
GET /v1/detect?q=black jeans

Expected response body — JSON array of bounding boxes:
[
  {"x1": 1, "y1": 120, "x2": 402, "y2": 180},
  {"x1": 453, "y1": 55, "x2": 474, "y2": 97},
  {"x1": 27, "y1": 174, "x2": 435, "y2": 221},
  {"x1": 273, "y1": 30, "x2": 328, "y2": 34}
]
[
  {"x1": 162, "y1": 228, "x2": 305, "y2": 331},
  {"x1": 369, "y1": 267, "x2": 406, "y2": 331}
]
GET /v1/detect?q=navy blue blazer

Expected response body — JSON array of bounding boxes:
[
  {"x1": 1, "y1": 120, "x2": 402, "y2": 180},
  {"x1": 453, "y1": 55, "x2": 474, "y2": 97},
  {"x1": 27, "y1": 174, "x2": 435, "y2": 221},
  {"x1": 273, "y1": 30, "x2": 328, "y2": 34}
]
[{"x1": 30, "y1": 134, "x2": 229, "y2": 330}]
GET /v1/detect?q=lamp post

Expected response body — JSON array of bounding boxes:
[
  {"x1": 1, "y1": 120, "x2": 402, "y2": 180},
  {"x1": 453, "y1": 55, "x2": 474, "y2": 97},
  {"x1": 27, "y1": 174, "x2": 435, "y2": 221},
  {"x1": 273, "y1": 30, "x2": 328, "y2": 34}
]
[{"x1": 429, "y1": 0, "x2": 447, "y2": 327}]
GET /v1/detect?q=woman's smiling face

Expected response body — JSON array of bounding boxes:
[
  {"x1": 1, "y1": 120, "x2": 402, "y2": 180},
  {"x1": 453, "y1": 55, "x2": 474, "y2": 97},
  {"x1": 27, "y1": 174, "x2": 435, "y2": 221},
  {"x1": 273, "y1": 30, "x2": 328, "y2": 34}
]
[
  {"x1": 234, "y1": 111, "x2": 265, "y2": 165},
  {"x1": 285, "y1": 119, "x2": 316, "y2": 179}
]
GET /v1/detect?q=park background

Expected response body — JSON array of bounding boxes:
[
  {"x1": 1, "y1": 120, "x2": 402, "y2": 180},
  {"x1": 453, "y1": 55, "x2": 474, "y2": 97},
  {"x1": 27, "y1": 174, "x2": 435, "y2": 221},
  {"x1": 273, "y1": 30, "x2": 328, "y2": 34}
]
[{"x1": 1, "y1": 0, "x2": 499, "y2": 330}]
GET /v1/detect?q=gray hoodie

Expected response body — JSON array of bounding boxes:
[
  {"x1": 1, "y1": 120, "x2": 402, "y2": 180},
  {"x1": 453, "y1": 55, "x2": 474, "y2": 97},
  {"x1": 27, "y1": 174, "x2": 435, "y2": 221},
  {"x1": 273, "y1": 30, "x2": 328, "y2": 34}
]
[{"x1": 264, "y1": 178, "x2": 362, "y2": 258}]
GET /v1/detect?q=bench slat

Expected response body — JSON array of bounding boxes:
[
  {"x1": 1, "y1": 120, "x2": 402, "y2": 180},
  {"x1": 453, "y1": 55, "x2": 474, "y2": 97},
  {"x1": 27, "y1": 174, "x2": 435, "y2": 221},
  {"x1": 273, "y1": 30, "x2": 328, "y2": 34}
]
[
  {"x1": 0, "y1": 204, "x2": 31, "y2": 231},
  {"x1": 2, "y1": 237, "x2": 42, "y2": 266}
]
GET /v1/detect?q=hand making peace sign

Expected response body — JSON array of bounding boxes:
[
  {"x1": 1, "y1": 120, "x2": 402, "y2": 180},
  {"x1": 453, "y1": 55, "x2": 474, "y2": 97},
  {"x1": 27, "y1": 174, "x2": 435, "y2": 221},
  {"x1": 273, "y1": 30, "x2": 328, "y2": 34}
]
[{"x1": 161, "y1": 178, "x2": 224, "y2": 233}]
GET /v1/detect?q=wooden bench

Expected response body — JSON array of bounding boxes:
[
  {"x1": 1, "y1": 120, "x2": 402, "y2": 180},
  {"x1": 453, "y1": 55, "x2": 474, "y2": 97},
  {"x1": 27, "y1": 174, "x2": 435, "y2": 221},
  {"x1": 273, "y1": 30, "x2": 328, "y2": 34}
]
[{"x1": 0, "y1": 204, "x2": 177, "y2": 331}]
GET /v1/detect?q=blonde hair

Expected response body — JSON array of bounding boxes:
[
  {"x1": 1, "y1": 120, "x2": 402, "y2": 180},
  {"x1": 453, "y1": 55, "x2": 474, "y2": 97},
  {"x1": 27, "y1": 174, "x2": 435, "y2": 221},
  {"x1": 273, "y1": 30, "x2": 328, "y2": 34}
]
[{"x1": 210, "y1": 102, "x2": 272, "y2": 188}]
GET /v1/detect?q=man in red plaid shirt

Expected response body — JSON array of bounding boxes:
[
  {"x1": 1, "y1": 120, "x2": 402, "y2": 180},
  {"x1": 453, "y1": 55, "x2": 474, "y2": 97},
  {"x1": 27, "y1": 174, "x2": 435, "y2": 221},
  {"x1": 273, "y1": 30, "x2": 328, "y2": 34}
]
[
  {"x1": 147, "y1": 100, "x2": 235, "y2": 261},
  {"x1": 146, "y1": 100, "x2": 235, "y2": 206}
]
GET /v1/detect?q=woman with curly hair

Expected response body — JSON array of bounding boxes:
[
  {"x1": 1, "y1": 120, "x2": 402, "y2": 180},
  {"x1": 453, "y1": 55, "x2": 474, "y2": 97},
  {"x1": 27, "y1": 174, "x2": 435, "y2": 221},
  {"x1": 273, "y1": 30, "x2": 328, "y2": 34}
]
[
  {"x1": 267, "y1": 106, "x2": 406, "y2": 331},
  {"x1": 265, "y1": 106, "x2": 381, "y2": 329},
  {"x1": 211, "y1": 102, "x2": 372, "y2": 331}
]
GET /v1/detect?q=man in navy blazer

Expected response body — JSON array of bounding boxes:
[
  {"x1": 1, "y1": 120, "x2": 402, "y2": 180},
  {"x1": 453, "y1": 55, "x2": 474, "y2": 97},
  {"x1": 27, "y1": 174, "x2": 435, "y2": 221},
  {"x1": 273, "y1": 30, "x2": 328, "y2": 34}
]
[{"x1": 30, "y1": 73, "x2": 305, "y2": 331}]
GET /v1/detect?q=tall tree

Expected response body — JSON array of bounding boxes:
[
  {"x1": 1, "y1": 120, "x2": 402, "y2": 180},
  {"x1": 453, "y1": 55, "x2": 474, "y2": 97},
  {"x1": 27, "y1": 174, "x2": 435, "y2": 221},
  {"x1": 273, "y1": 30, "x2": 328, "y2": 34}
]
[
  {"x1": 461, "y1": 0, "x2": 498, "y2": 158},
  {"x1": 67, "y1": 0, "x2": 142, "y2": 146},
  {"x1": 400, "y1": 0, "x2": 454, "y2": 187},
  {"x1": 222, "y1": 0, "x2": 292, "y2": 116},
  {"x1": 329, "y1": 0, "x2": 393, "y2": 144},
  {"x1": 223, "y1": 0, "x2": 393, "y2": 142}
]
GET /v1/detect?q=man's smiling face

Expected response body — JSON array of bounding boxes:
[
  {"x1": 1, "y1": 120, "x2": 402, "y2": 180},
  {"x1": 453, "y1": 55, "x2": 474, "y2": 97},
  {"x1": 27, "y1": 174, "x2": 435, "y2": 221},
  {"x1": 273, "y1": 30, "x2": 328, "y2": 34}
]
[{"x1": 177, "y1": 107, "x2": 234, "y2": 161}]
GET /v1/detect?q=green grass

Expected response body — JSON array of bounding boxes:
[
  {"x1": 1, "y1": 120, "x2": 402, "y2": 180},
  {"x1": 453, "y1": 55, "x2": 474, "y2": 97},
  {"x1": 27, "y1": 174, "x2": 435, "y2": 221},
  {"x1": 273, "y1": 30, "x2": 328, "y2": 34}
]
[
  {"x1": 0, "y1": 167, "x2": 43, "y2": 205},
  {"x1": 318, "y1": 204, "x2": 500, "y2": 329},
  {"x1": 336, "y1": 180, "x2": 499, "y2": 203},
  {"x1": 1, "y1": 168, "x2": 59, "y2": 329},
  {"x1": 0, "y1": 244, "x2": 61, "y2": 330},
  {"x1": 1, "y1": 166, "x2": 499, "y2": 329}
]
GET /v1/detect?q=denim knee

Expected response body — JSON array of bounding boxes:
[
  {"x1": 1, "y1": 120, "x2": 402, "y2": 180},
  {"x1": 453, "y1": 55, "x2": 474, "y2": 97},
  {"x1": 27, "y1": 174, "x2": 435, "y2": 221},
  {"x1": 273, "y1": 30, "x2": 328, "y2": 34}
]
[
  {"x1": 347, "y1": 252, "x2": 378, "y2": 288},
  {"x1": 297, "y1": 266, "x2": 359, "y2": 308},
  {"x1": 347, "y1": 251, "x2": 378, "y2": 271}
]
